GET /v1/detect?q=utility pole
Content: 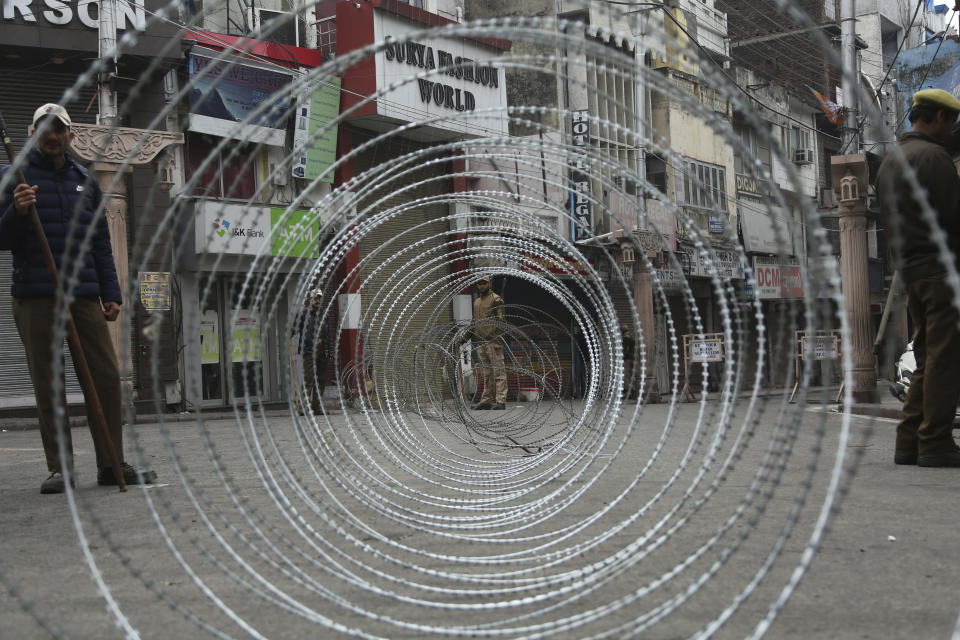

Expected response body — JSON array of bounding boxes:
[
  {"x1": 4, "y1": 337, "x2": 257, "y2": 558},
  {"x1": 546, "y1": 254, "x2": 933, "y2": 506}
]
[
  {"x1": 834, "y1": 0, "x2": 877, "y2": 403},
  {"x1": 629, "y1": 2, "x2": 658, "y2": 402},
  {"x1": 98, "y1": 0, "x2": 118, "y2": 126},
  {"x1": 840, "y1": 0, "x2": 859, "y2": 152}
]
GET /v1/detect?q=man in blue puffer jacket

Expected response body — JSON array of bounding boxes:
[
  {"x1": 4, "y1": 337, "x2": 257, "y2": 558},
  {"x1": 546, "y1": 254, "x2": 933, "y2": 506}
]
[{"x1": 0, "y1": 103, "x2": 156, "y2": 493}]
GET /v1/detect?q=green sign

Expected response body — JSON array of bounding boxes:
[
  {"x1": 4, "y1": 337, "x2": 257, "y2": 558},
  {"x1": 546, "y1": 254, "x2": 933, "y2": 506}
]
[
  {"x1": 271, "y1": 208, "x2": 320, "y2": 258},
  {"x1": 292, "y1": 77, "x2": 341, "y2": 183}
]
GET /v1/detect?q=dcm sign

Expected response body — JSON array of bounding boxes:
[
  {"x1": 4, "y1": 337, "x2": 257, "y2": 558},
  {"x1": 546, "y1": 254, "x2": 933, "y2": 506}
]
[{"x1": 1, "y1": 0, "x2": 146, "y2": 30}]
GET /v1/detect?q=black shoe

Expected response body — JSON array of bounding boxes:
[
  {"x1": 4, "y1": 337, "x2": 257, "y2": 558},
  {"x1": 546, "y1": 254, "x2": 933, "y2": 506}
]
[
  {"x1": 97, "y1": 463, "x2": 158, "y2": 486},
  {"x1": 40, "y1": 471, "x2": 74, "y2": 494},
  {"x1": 490, "y1": 403, "x2": 506, "y2": 410},
  {"x1": 894, "y1": 451, "x2": 918, "y2": 465},
  {"x1": 917, "y1": 451, "x2": 960, "y2": 467},
  {"x1": 471, "y1": 402, "x2": 492, "y2": 410}
]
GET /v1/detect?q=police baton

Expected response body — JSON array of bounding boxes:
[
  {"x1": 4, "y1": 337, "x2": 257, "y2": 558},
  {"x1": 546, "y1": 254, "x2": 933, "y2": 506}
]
[{"x1": 0, "y1": 113, "x2": 126, "y2": 491}]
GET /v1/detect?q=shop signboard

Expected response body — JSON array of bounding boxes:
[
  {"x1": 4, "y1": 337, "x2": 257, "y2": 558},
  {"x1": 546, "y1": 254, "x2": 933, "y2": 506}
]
[
  {"x1": 196, "y1": 202, "x2": 319, "y2": 258},
  {"x1": 292, "y1": 77, "x2": 341, "y2": 183},
  {"x1": 780, "y1": 262, "x2": 804, "y2": 298},
  {"x1": 519, "y1": 252, "x2": 594, "y2": 277},
  {"x1": 654, "y1": 268, "x2": 685, "y2": 291},
  {"x1": 736, "y1": 173, "x2": 794, "y2": 255},
  {"x1": 694, "y1": 248, "x2": 744, "y2": 280},
  {"x1": 753, "y1": 256, "x2": 804, "y2": 299},
  {"x1": 569, "y1": 110, "x2": 592, "y2": 241},
  {"x1": 187, "y1": 51, "x2": 294, "y2": 146},
  {"x1": 139, "y1": 272, "x2": 171, "y2": 311},
  {"x1": 0, "y1": 0, "x2": 147, "y2": 30},
  {"x1": 270, "y1": 209, "x2": 320, "y2": 258},
  {"x1": 643, "y1": 198, "x2": 677, "y2": 251},
  {"x1": 372, "y1": 9, "x2": 508, "y2": 137},
  {"x1": 753, "y1": 255, "x2": 782, "y2": 299}
]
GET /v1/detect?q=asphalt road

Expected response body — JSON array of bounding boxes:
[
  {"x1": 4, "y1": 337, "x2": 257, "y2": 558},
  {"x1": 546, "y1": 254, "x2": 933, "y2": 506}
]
[{"x1": 0, "y1": 395, "x2": 957, "y2": 639}]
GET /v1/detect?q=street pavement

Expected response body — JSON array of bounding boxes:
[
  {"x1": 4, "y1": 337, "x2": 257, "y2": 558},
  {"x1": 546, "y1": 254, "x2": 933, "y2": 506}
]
[{"x1": 0, "y1": 392, "x2": 958, "y2": 639}]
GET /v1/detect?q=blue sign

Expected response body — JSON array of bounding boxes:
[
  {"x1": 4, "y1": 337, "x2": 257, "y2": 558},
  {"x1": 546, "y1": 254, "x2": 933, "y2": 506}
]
[{"x1": 709, "y1": 216, "x2": 725, "y2": 233}]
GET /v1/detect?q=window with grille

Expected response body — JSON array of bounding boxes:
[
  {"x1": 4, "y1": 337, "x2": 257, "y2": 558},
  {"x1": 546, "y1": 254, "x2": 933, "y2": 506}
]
[
  {"x1": 683, "y1": 158, "x2": 726, "y2": 211},
  {"x1": 585, "y1": 42, "x2": 640, "y2": 198}
]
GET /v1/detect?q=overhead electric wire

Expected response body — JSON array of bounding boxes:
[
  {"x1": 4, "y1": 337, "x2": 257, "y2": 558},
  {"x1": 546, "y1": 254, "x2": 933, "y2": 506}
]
[{"x1": 839, "y1": 0, "x2": 924, "y2": 154}]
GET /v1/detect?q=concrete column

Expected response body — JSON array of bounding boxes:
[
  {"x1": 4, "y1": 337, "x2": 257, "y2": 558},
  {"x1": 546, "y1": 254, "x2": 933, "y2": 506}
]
[
  {"x1": 632, "y1": 259, "x2": 658, "y2": 402},
  {"x1": 69, "y1": 123, "x2": 184, "y2": 399},
  {"x1": 838, "y1": 205, "x2": 877, "y2": 402},
  {"x1": 92, "y1": 162, "x2": 133, "y2": 393}
]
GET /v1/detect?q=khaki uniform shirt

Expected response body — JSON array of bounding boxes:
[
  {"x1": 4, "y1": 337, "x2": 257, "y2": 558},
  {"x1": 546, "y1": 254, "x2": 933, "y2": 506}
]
[
  {"x1": 876, "y1": 130, "x2": 960, "y2": 282},
  {"x1": 471, "y1": 291, "x2": 505, "y2": 341}
]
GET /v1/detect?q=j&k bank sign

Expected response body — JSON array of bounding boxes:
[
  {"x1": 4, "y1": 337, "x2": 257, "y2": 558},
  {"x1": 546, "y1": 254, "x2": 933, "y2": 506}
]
[
  {"x1": 2, "y1": 0, "x2": 146, "y2": 30},
  {"x1": 373, "y1": 10, "x2": 508, "y2": 137}
]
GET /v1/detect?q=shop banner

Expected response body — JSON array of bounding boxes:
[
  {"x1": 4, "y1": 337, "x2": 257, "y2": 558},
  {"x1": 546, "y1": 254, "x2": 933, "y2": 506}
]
[
  {"x1": 292, "y1": 78, "x2": 341, "y2": 183},
  {"x1": 187, "y1": 51, "x2": 293, "y2": 146}
]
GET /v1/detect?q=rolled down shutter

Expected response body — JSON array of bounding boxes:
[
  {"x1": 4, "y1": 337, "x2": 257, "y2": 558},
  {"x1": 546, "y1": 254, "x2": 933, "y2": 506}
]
[
  {"x1": 356, "y1": 149, "x2": 453, "y2": 402},
  {"x1": 0, "y1": 255, "x2": 84, "y2": 406}
]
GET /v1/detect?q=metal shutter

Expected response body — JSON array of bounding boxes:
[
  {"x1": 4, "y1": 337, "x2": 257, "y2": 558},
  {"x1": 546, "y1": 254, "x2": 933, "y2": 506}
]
[
  {"x1": 0, "y1": 255, "x2": 84, "y2": 406},
  {"x1": 356, "y1": 152, "x2": 453, "y2": 404}
]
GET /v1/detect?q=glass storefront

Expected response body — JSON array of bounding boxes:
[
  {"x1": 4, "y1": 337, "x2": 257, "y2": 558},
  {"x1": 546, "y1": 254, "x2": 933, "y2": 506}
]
[{"x1": 197, "y1": 275, "x2": 272, "y2": 404}]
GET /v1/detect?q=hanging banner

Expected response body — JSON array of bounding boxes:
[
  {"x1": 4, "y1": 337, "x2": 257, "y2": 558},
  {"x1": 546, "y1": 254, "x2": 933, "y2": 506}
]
[
  {"x1": 200, "y1": 311, "x2": 220, "y2": 365},
  {"x1": 231, "y1": 313, "x2": 261, "y2": 363},
  {"x1": 187, "y1": 51, "x2": 293, "y2": 146},
  {"x1": 292, "y1": 77, "x2": 342, "y2": 183}
]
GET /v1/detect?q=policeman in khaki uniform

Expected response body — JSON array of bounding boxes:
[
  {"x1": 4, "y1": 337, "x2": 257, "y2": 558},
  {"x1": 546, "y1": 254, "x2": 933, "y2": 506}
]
[
  {"x1": 876, "y1": 88, "x2": 960, "y2": 467},
  {"x1": 466, "y1": 275, "x2": 507, "y2": 410}
]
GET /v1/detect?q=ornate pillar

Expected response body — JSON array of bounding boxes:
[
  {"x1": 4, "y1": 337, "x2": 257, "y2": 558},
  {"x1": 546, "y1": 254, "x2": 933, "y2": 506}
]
[
  {"x1": 69, "y1": 124, "x2": 183, "y2": 395},
  {"x1": 832, "y1": 155, "x2": 876, "y2": 402},
  {"x1": 630, "y1": 230, "x2": 663, "y2": 403}
]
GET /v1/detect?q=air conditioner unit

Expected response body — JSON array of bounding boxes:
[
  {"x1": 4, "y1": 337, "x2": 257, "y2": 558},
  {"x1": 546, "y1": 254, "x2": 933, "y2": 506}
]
[
  {"x1": 248, "y1": 7, "x2": 299, "y2": 46},
  {"x1": 793, "y1": 148, "x2": 814, "y2": 165}
]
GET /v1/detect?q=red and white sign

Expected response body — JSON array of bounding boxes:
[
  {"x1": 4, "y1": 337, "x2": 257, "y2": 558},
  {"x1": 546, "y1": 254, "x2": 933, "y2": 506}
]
[{"x1": 753, "y1": 256, "x2": 803, "y2": 299}]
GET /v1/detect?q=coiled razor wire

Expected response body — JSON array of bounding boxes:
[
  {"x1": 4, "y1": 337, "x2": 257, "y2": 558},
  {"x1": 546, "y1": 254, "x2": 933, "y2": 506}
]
[{"x1": 0, "y1": 1, "x2": 952, "y2": 637}]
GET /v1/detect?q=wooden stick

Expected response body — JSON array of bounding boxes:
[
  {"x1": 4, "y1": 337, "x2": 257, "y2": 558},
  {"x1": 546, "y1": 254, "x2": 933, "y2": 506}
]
[{"x1": 0, "y1": 114, "x2": 126, "y2": 491}]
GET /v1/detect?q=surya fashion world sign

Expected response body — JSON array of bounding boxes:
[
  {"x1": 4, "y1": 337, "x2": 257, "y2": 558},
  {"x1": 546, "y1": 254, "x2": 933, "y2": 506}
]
[{"x1": 373, "y1": 9, "x2": 508, "y2": 136}]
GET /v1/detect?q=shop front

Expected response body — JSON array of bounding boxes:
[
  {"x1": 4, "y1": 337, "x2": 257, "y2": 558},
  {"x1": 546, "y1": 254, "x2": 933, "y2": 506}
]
[{"x1": 180, "y1": 200, "x2": 320, "y2": 407}]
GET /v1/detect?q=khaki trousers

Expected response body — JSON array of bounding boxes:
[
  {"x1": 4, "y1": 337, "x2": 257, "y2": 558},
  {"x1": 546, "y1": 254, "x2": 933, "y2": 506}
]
[
  {"x1": 12, "y1": 297, "x2": 123, "y2": 474},
  {"x1": 477, "y1": 342, "x2": 507, "y2": 404},
  {"x1": 303, "y1": 350, "x2": 328, "y2": 410},
  {"x1": 897, "y1": 277, "x2": 960, "y2": 455}
]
